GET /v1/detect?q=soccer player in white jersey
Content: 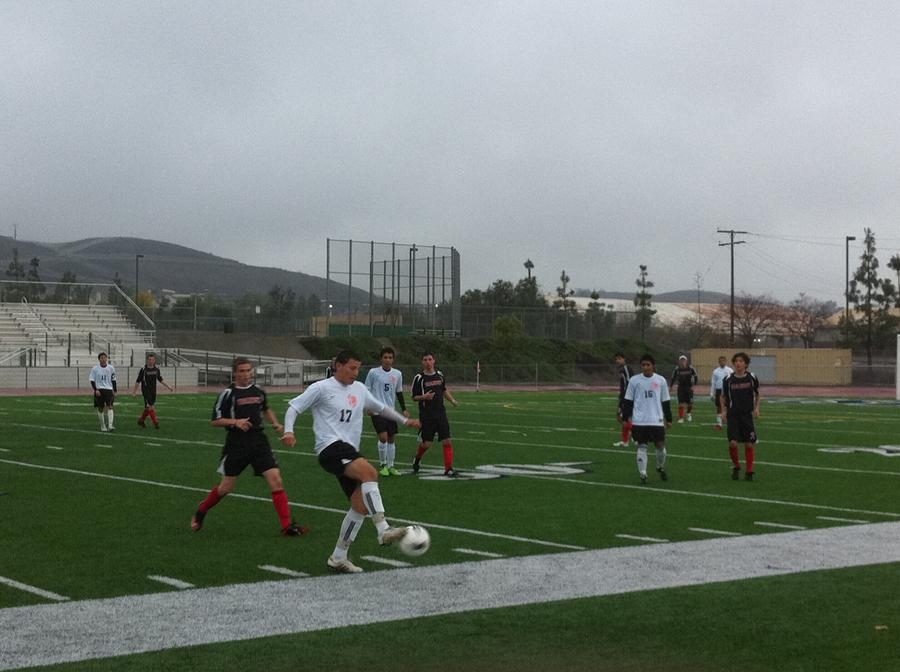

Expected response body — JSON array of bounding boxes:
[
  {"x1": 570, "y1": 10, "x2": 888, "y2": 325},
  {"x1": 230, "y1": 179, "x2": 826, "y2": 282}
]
[
  {"x1": 282, "y1": 349, "x2": 421, "y2": 574},
  {"x1": 709, "y1": 355, "x2": 734, "y2": 430},
  {"x1": 364, "y1": 347, "x2": 409, "y2": 476},
  {"x1": 622, "y1": 354, "x2": 673, "y2": 484},
  {"x1": 89, "y1": 352, "x2": 117, "y2": 431}
]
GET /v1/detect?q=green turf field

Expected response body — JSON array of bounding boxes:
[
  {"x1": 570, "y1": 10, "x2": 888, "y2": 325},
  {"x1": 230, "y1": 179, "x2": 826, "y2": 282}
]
[{"x1": 1, "y1": 390, "x2": 898, "y2": 671}]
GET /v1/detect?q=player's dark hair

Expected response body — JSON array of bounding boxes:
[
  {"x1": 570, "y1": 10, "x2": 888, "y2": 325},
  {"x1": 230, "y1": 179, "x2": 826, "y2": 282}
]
[
  {"x1": 380, "y1": 346, "x2": 395, "y2": 357},
  {"x1": 640, "y1": 353, "x2": 655, "y2": 365},
  {"x1": 614, "y1": 352, "x2": 625, "y2": 359},
  {"x1": 98, "y1": 352, "x2": 108, "y2": 359},
  {"x1": 732, "y1": 352, "x2": 751, "y2": 365},
  {"x1": 421, "y1": 351, "x2": 435, "y2": 358},
  {"x1": 334, "y1": 350, "x2": 361, "y2": 364},
  {"x1": 232, "y1": 356, "x2": 252, "y2": 372}
]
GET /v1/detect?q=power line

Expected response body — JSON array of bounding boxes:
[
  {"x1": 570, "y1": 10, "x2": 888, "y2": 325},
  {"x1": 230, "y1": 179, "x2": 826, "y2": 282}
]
[{"x1": 717, "y1": 229, "x2": 749, "y2": 346}]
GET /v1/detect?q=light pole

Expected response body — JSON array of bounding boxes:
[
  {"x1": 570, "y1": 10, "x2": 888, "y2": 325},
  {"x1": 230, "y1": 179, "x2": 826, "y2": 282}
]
[
  {"x1": 327, "y1": 303, "x2": 333, "y2": 337},
  {"x1": 845, "y1": 235, "x2": 856, "y2": 341},
  {"x1": 134, "y1": 254, "x2": 144, "y2": 302}
]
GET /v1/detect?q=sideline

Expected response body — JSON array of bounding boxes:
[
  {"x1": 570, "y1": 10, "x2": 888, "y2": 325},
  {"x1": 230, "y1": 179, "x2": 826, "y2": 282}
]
[{"x1": 2, "y1": 521, "x2": 899, "y2": 670}]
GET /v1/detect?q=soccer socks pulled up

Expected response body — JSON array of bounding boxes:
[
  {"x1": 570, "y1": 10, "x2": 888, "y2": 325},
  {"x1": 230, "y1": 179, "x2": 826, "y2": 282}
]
[
  {"x1": 387, "y1": 442, "x2": 396, "y2": 468},
  {"x1": 377, "y1": 441, "x2": 387, "y2": 466},
  {"x1": 729, "y1": 443, "x2": 740, "y2": 468},
  {"x1": 359, "y1": 481, "x2": 389, "y2": 536},
  {"x1": 415, "y1": 444, "x2": 429, "y2": 461},
  {"x1": 106, "y1": 409, "x2": 115, "y2": 429},
  {"x1": 745, "y1": 445, "x2": 756, "y2": 473},
  {"x1": 148, "y1": 408, "x2": 158, "y2": 425},
  {"x1": 271, "y1": 489, "x2": 291, "y2": 529},
  {"x1": 678, "y1": 407, "x2": 685, "y2": 419},
  {"x1": 636, "y1": 445, "x2": 648, "y2": 476},
  {"x1": 139, "y1": 409, "x2": 149, "y2": 424},
  {"x1": 198, "y1": 486, "x2": 226, "y2": 513},
  {"x1": 442, "y1": 441, "x2": 455, "y2": 471},
  {"x1": 622, "y1": 421, "x2": 633, "y2": 443},
  {"x1": 655, "y1": 445, "x2": 667, "y2": 470},
  {"x1": 96, "y1": 410, "x2": 105, "y2": 429},
  {"x1": 333, "y1": 508, "x2": 366, "y2": 560}
]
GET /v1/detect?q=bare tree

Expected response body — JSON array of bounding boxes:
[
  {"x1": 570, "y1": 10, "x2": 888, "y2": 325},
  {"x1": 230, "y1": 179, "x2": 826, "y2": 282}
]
[
  {"x1": 778, "y1": 294, "x2": 838, "y2": 348},
  {"x1": 711, "y1": 293, "x2": 782, "y2": 348}
]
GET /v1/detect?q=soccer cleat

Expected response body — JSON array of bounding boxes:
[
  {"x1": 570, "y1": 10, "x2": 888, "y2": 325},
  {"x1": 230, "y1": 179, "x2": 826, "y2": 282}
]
[
  {"x1": 715, "y1": 424, "x2": 723, "y2": 431},
  {"x1": 639, "y1": 472, "x2": 648, "y2": 485},
  {"x1": 731, "y1": 467, "x2": 741, "y2": 481},
  {"x1": 444, "y1": 468, "x2": 460, "y2": 478},
  {"x1": 327, "y1": 556, "x2": 363, "y2": 573},
  {"x1": 138, "y1": 420, "x2": 146, "y2": 428},
  {"x1": 379, "y1": 526, "x2": 408, "y2": 546},
  {"x1": 100, "y1": 426, "x2": 108, "y2": 432},
  {"x1": 190, "y1": 509, "x2": 206, "y2": 532},
  {"x1": 412, "y1": 459, "x2": 421, "y2": 474},
  {"x1": 388, "y1": 467, "x2": 402, "y2": 476},
  {"x1": 744, "y1": 471, "x2": 755, "y2": 482},
  {"x1": 687, "y1": 414, "x2": 693, "y2": 422},
  {"x1": 379, "y1": 465, "x2": 391, "y2": 477},
  {"x1": 677, "y1": 418, "x2": 684, "y2": 424},
  {"x1": 108, "y1": 426, "x2": 115, "y2": 432},
  {"x1": 281, "y1": 521, "x2": 310, "y2": 536},
  {"x1": 154, "y1": 423, "x2": 160, "y2": 430},
  {"x1": 613, "y1": 441, "x2": 628, "y2": 447},
  {"x1": 656, "y1": 467, "x2": 668, "y2": 481}
]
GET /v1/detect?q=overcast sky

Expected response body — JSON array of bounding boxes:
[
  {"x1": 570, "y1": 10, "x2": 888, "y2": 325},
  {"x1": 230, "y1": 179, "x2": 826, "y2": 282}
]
[{"x1": 3, "y1": 1, "x2": 900, "y2": 303}]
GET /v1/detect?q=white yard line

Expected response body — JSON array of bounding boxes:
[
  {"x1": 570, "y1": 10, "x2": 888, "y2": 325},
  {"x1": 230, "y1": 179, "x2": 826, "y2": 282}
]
[
  {"x1": 0, "y1": 576, "x2": 69, "y2": 602},
  {"x1": 46, "y1": 445, "x2": 64, "y2": 451},
  {"x1": 257, "y1": 565, "x2": 310, "y2": 578},
  {"x1": 453, "y1": 548, "x2": 505, "y2": 558},
  {"x1": 688, "y1": 527, "x2": 742, "y2": 537},
  {"x1": 4, "y1": 522, "x2": 899, "y2": 670},
  {"x1": 615, "y1": 534, "x2": 669, "y2": 543},
  {"x1": 359, "y1": 556, "x2": 413, "y2": 568},
  {"x1": 146, "y1": 576, "x2": 195, "y2": 590},
  {"x1": 816, "y1": 516, "x2": 870, "y2": 524},
  {"x1": 754, "y1": 521, "x2": 807, "y2": 530}
]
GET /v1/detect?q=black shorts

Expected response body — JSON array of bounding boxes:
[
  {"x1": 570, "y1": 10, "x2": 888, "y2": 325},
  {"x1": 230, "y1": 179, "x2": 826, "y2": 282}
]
[
  {"x1": 677, "y1": 387, "x2": 694, "y2": 404},
  {"x1": 419, "y1": 414, "x2": 451, "y2": 443},
  {"x1": 318, "y1": 441, "x2": 364, "y2": 499},
  {"x1": 713, "y1": 390, "x2": 722, "y2": 408},
  {"x1": 727, "y1": 413, "x2": 758, "y2": 444},
  {"x1": 93, "y1": 389, "x2": 115, "y2": 409},
  {"x1": 371, "y1": 415, "x2": 399, "y2": 437},
  {"x1": 631, "y1": 425, "x2": 667, "y2": 445},
  {"x1": 142, "y1": 392, "x2": 157, "y2": 407},
  {"x1": 617, "y1": 396, "x2": 626, "y2": 417},
  {"x1": 218, "y1": 432, "x2": 279, "y2": 477}
]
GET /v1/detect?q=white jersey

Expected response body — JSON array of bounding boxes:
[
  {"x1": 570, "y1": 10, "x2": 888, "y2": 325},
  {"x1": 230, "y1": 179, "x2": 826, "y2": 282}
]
[
  {"x1": 710, "y1": 365, "x2": 734, "y2": 395},
  {"x1": 284, "y1": 377, "x2": 405, "y2": 454},
  {"x1": 89, "y1": 363, "x2": 117, "y2": 390},
  {"x1": 624, "y1": 373, "x2": 671, "y2": 426},
  {"x1": 364, "y1": 366, "x2": 403, "y2": 412}
]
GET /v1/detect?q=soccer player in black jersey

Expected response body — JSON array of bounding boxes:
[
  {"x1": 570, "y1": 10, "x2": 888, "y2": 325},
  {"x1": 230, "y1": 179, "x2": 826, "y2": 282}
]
[
  {"x1": 720, "y1": 352, "x2": 761, "y2": 481},
  {"x1": 613, "y1": 353, "x2": 634, "y2": 447},
  {"x1": 670, "y1": 355, "x2": 698, "y2": 423},
  {"x1": 411, "y1": 352, "x2": 460, "y2": 477},
  {"x1": 132, "y1": 353, "x2": 172, "y2": 429},
  {"x1": 190, "y1": 358, "x2": 308, "y2": 536}
]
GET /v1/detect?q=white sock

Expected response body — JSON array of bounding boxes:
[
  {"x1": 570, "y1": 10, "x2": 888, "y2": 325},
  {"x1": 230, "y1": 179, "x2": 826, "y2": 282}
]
[
  {"x1": 387, "y1": 442, "x2": 396, "y2": 468},
  {"x1": 655, "y1": 445, "x2": 667, "y2": 470},
  {"x1": 107, "y1": 409, "x2": 115, "y2": 427},
  {"x1": 97, "y1": 410, "x2": 105, "y2": 428},
  {"x1": 332, "y1": 508, "x2": 366, "y2": 560},
  {"x1": 637, "y1": 445, "x2": 648, "y2": 476},
  {"x1": 377, "y1": 442, "x2": 387, "y2": 466},
  {"x1": 360, "y1": 481, "x2": 389, "y2": 536},
  {"x1": 716, "y1": 415, "x2": 722, "y2": 425}
]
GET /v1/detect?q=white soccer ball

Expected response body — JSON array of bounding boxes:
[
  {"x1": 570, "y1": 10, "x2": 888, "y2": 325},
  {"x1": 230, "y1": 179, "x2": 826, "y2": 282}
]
[{"x1": 398, "y1": 525, "x2": 431, "y2": 557}]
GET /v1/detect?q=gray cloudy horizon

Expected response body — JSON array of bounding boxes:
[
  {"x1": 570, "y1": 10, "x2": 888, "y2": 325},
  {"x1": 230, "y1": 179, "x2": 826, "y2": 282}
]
[{"x1": 3, "y1": 1, "x2": 900, "y2": 303}]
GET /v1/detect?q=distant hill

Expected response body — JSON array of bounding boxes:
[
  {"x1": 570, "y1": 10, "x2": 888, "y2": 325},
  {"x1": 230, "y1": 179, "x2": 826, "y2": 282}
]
[
  {"x1": 573, "y1": 288, "x2": 730, "y2": 304},
  {"x1": 0, "y1": 236, "x2": 367, "y2": 302}
]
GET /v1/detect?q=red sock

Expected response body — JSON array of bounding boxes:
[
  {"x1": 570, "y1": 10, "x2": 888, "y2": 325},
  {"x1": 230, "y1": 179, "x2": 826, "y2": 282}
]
[
  {"x1": 139, "y1": 409, "x2": 149, "y2": 423},
  {"x1": 679, "y1": 407, "x2": 685, "y2": 419},
  {"x1": 148, "y1": 409, "x2": 158, "y2": 424},
  {"x1": 415, "y1": 444, "x2": 428, "y2": 461},
  {"x1": 271, "y1": 489, "x2": 291, "y2": 528},
  {"x1": 442, "y1": 442, "x2": 454, "y2": 471},
  {"x1": 729, "y1": 444, "x2": 740, "y2": 468},
  {"x1": 198, "y1": 486, "x2": 225, "y2": 513},
  {"x1": 745, "y1": 445, "x2": 755, "y2": 473},
  {"x1": 622, "y1": 421, "x2": 633, "y2": 443}
]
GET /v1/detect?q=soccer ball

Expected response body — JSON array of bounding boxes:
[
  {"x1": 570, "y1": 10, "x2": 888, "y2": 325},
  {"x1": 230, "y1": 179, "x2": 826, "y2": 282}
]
[{"x1": 398, "y1": 525, "x2": 431, "y2": 557}]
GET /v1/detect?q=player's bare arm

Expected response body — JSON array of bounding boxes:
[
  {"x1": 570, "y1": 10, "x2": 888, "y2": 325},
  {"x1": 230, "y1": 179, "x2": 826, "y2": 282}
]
[
  {"x1": 265, "y1": 408, "x2": 283, "y2": 434},
  {"x1": 445, "y1": 391, "x2": 460, "y2": 407}
]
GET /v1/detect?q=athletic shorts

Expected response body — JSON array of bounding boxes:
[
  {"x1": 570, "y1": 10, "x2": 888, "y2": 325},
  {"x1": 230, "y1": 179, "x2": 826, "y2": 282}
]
[
  {"x1": 617, "y1": 396, "x2": 626, "y2": 417},
  {"x1": 713, "y1": 390, "x2": 723, "y2": 408},
  {"x1": 93, "y1": 389, "x2": 115, "y2": 409},
  {"x1": 419, "y1": 414, "x2": 451, "y2": 443},
  {"x1": 371, "y1": 415, "x2": 399, "y2": 437},
  {"x1": 677, "y1": 387, "x2": 694, "y2": 404},
  {"x1": 218, "y1": 432, "x2": 279, "y2": 477},
  {"x1": 142, "y1": 391, "x2": 157, "y2": 407},
  {"x1": 631, "y1": 425, "x2": 666, "y2": 445},
  {"x1": 318, "y1": 440, "x2": 364, "y2": 499},
  {"x1": 727, "y1": 413, "x2": 757, "y2": 444}
]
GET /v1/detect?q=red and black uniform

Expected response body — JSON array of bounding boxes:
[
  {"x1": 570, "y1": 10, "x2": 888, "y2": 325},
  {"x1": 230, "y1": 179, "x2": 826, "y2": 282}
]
[
  {"x1": 670, "y1": 365, "x2": 698, "y2": 405},
  {"x1": 412, "y1": 370, "x2": 451, "y2": 442},
  {"x1": 617, "y1": 362, "x2": 634, "y2": 444},
  {"x1": 211, "y1": 384, "x2": 279, "y2": 477},
  {"x1": 136, "y1": 365, "x2": 164, "y2": 407},
  {"x1": 722, "y1": 371, "x2": 760, "y2": 474}
]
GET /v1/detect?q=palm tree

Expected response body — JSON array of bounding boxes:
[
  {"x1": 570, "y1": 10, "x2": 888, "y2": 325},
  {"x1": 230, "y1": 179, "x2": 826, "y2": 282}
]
[{"x1": 524, "y1": 259, "x2": 534, "y2": 280}]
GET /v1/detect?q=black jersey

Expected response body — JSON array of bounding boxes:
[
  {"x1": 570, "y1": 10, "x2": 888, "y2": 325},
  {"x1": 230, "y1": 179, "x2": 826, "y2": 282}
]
[
  {"x1": 411, "y1": 370, "x2": 448, "y2": 419},
  {"x1": 136, "y1": 366, "x2": 164, "y2": 395},
  {"x1": 212, "y1": 384, "x2": 269, "y2": 433},
  {"x1": 722, "y1": 372, "x2": 759, "y2": 414},
  {"x1": 671, "y1": 365, "x2": 698, "y2": 389},
  {"x1": 618, "y1": 364, "x2": 634, "y2": 398}
]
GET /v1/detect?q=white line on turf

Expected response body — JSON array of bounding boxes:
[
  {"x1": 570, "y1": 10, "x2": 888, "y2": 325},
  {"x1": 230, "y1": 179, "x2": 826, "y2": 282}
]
[
  {"x1": 147, "y1": 576, "x2": 195, "y2": 590},
  {"x1": 46, "y1": 446, "x2": 64, "y2": 451},
  {"x1": 0, "y1": 575, "x2": 69, "y2": 602},
  {"x1": 360, "y1": 556, "x2": 412, "y2": 568},
  {"x1": 816, "y1": 516, "x2": 870, "y2": 524},
  {"x1": 453, "y1": 548, "x2": 505, "y2": 558},
  {"x1": 754, "y1": 521, "x2": 807, "y2": 530},
  {"x1": 615, "y1": 534, "x2": 669, "y2": 543},
  {"x1": 0, "y1": 448, "x2": 9, "y2": 453},
  {"x1": 146, "y1": 443, "x2": 162, "y2": 447},
  {"x1": 0, "y1": 459, "x2": 584, "y2": 551},
  {"x1": 688, "y1": 527, "x2": 742, "y2": 537},
  {"x1": 257, "y1": 565, "x2": 309, "y2": 578}
]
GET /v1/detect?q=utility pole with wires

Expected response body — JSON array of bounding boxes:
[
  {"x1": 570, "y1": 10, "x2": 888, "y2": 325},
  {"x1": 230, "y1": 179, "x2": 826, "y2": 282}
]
[{"x1": 717, "y1": 229, "x2": 749, "y2": 345}]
